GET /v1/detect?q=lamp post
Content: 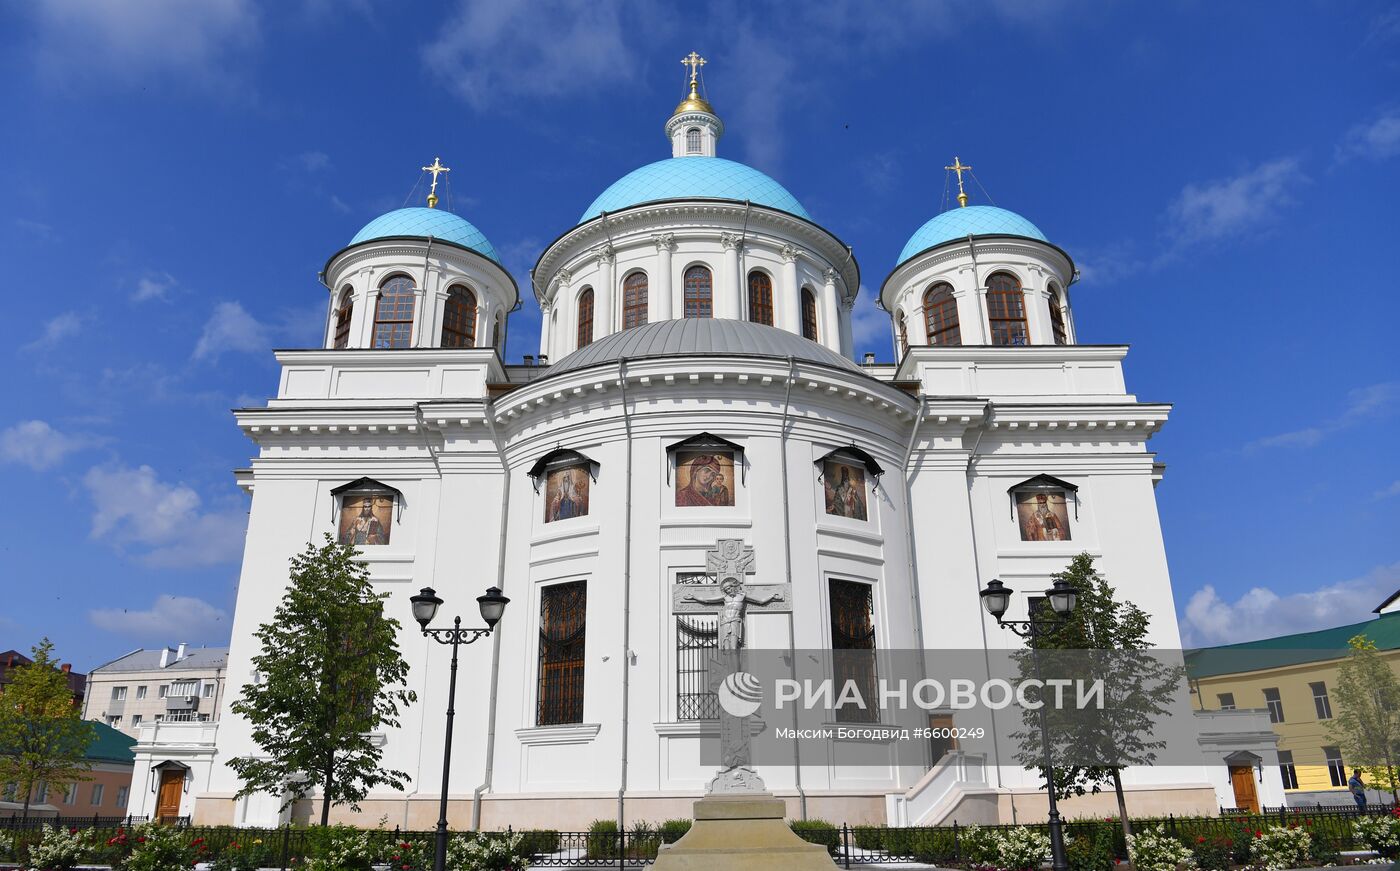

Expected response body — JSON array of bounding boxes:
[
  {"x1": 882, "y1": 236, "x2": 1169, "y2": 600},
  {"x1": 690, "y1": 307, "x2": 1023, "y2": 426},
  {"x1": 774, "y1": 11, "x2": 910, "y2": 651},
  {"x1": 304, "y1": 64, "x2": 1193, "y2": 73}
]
[
  {"x1": 979, "y1": 578, "x2": 1079, "y2": 871},
  {"x1": 410, "y1": 585, "x2": 510, "y2": 871}
]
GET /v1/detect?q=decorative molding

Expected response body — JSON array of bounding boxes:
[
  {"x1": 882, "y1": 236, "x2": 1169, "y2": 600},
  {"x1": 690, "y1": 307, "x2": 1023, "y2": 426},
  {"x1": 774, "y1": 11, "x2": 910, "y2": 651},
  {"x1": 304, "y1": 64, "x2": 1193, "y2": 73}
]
[
  {"x1": 514, "y1": 723, "x2": 602, "y2": 746},
  {"x1": 592, "y1": 245, "x2": 615, "y2": 266},
  {"x1": 652, "y1": 232, "x2": 676, "y2": 252},
  {"x1": 780, "y1": 244, "x2": 802, "y2": 264},
  {"x1": 823, "y1": 267, "x2": 838, "y2": 284},
  {"x1": 555, "y1": 268, "x2": 572, "y2": 287},
  {"x1": 719, "y1": 232, "x2": 744, "y2": 252}
]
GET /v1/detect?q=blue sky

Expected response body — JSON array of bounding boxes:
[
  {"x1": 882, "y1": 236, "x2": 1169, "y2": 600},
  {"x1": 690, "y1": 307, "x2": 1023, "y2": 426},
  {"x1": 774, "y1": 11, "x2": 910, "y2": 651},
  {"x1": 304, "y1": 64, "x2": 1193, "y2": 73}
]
[{"x1": 1, "y1": 1, "x2": 1397, "y2": 669}]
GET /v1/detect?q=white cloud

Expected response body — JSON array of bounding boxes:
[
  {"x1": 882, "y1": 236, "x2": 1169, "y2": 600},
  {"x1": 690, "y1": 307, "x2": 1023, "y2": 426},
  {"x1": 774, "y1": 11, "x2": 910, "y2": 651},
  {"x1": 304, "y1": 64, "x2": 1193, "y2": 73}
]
[
  {"x1": 1375, "y1": 480, "x2": 1400, "y2": 500},
  {"x1": 1180, "y1": 561, "x2": 1400, "y2": 647},
  {"x1": 1337, "y1": 109, "x2": 1400, "y2": 162},
  {"x1": 296, "y1": 151, "x2": 331, "y2": 172},
  {"x1": 1247, "y1": 381, "x2": 1398, "y2": 450},
  {"x1": 0, "y1": 420, "x2": 92, "y2": 470},
  {"x1": 83, "y1": 463, "x2": 247, "y2": 568},
  {"x1": 1165, "y1": 157, "x2": 1305, "y2": 246},
  {"x1": 132, "y1": 271, "x2": 177, "y2": 303},
  {"x1": 28, "y1": 0, "x2": 259, "y2": 92},
  {"x1": 24, "y1": 311, "x2": 84, "y2": 350},
  {"x1": 850, "y1": 289, "x2": 893, "y2": 361},
  {"x1": 193, "y1": 301, "x2": 272, "y2": 361},
  {"x1": 89, "y1": 594, "x2": 230, "y2": 640}
]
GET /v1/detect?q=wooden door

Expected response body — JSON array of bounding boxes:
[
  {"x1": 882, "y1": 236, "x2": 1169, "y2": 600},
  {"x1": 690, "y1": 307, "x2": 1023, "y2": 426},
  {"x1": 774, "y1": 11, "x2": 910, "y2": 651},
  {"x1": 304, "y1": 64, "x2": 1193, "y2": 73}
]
[
  {"x1": 1230, "y1": 765, "x2": 1259, "y2": 813},
  {"x1": 156, "y1": 770, "x2": 183, "y2": 820}
]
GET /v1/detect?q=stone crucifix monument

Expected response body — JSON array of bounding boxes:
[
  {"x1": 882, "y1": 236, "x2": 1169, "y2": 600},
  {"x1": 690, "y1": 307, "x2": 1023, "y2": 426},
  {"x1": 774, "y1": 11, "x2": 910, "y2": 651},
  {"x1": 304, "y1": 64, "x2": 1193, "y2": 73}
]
[{"x1": 654, "y1": 537, "x2": 838, "y2": 871}]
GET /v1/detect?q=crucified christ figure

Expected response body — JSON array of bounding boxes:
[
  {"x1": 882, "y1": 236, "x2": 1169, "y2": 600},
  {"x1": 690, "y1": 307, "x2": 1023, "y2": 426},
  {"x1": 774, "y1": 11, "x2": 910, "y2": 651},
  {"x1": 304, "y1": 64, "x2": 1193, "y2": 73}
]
[{"x1": 681, "y1": 577, "x2": 784, "y2": 651}]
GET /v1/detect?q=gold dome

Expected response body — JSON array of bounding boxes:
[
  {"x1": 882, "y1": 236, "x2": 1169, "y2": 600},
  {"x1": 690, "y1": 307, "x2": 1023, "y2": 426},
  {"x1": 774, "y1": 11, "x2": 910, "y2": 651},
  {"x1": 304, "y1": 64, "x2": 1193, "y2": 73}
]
[{"x1": 672, "y1": 82, "x2": 715, "y2": 117}]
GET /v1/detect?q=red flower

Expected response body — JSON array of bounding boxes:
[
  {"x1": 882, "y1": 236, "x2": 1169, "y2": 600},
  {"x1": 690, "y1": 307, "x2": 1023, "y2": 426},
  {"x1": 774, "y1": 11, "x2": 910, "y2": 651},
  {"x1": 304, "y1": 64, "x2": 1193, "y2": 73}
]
[
  {"x1": 1255, "y1": 831, "x2": 1263, "y2": 838},
  {"x1": 1197, "y1": 836, "x2": 1207, "y2": 843}
]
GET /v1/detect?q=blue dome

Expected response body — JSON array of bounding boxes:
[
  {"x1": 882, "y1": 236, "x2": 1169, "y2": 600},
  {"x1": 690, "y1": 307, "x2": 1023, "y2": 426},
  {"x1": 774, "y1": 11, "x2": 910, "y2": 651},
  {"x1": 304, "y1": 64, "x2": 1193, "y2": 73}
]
[
  {"x1": 896, "y1": 206, "x2": 1047, "y2": 265},
  {"x1": 580, "y1": 157, "x2": 811, "y2": 223},
  {"x1": 349, "y1": 207, "x2": 500, "y2": 264}
]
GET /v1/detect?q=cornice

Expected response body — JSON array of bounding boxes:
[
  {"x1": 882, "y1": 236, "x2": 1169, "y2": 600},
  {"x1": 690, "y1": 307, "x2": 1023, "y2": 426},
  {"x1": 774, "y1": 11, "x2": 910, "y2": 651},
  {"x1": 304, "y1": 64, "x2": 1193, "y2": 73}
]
[
  {"x1": 879, "y1": 236, "x2": 1074, "y2": 310},
  {"x1": 323, "y1": 240, "x2": 519, "y2": 308}
]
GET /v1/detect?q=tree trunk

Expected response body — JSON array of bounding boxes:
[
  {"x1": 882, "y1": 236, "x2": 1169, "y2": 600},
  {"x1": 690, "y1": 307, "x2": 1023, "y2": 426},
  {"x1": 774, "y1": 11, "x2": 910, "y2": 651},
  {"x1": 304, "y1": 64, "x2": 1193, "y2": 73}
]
[
  {"x1": 20, "y1": 788, "x2": 31, "y2": 825},
  {"x1": 321, "y1": 756, "x2": 334, "y2": 827},
  {"x1": 1112, "y1": 768, "x2": 1132, "y2": 843}
]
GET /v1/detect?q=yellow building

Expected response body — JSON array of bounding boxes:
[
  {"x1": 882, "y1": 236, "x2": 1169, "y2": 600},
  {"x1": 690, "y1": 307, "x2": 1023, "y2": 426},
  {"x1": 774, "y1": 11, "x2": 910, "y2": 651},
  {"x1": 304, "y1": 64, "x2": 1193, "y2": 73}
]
[{"x1": 1185, "y1": 603, "x2": 1400, "y2": 806}]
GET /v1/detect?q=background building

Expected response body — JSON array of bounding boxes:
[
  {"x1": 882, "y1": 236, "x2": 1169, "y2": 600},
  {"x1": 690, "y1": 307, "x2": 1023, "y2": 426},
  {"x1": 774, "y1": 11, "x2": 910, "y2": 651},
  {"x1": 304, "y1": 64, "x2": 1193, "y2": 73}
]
[
  {"x1": 0, "y1": 722, "x2": 135, "y2": 820},
  {"x1": 1, "y1": 649, "x2": 86, "y2": 705},
  {"x1": 82, "y1": 645, "x2": 228, "y2": 738}
]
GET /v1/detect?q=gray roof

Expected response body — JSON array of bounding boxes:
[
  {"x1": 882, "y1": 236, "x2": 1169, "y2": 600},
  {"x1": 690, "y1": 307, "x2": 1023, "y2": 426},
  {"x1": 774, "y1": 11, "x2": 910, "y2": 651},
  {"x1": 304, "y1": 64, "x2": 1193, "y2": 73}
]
[
  {"x1": 546, "y1": 319, "x2": 862, "y2": 376},
  {"x1": 91, "y1": 646, "x2": 229, "y2": 674}
]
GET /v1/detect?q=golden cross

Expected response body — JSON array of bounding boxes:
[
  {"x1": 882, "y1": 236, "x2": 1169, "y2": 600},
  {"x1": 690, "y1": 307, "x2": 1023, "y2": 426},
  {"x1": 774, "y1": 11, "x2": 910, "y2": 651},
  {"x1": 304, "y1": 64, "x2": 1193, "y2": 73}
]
[
  {"x1": 421, "y1": 157, "x2": 451, "y2": 209},
  {"x1": 681, "y1": 51, "x2": 707, "y2": 86},
  {"x1": 945, "y1": 156, "x2": 972, "y2": 208}
]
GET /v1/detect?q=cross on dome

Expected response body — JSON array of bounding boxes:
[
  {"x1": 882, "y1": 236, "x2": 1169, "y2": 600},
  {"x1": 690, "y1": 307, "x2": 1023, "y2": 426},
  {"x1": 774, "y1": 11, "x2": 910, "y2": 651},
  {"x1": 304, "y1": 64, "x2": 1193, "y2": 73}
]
[
  {"x1": 668, "y1": 51, "x2": 722, "y2": 157},
  {"x1": 945, "y1": 156, "x2": 972, "y2": 208},
  {"x1": 682, "y1": 51, "x2": 707, "y2": 86},
  {"x1": 421, "y1": 156, "x2": 451, "y2": 209}
]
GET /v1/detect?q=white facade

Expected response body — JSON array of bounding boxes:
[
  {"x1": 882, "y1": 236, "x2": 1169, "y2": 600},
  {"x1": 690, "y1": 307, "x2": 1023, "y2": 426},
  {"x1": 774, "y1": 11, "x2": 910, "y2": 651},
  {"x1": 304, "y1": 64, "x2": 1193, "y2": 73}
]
[{"x1": 181, "y1": 86, "x2": 1219, "y2": 830}]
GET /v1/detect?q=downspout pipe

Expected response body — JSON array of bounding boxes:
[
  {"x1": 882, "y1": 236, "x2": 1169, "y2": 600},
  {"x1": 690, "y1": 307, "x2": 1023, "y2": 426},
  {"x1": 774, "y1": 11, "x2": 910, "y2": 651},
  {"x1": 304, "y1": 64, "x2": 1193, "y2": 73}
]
[
  {"x1": 616, "y1": 359, "x2": 635, "y2": 826},
  {"x1": 777, "y1": 356, "x2": 807, "y2": 819},
  {"x1": 900, "y1": 396, "x2": 929, "y2": 656},
  {"x1": 471, "y1": 406, "x2": 512, "y2": 830}
]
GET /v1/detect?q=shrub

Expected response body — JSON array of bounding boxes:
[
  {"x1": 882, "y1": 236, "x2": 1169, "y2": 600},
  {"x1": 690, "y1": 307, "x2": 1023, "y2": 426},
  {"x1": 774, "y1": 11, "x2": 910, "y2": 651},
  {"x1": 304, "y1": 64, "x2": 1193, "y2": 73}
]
[
  {"x1": 852, "y1": 825, "x2": 885, "y2": 851},
  {"x1": 1355, "y1": 815, "x2": 1400, "y2": 858},
  {"x1": 995, "y1": 825, "x2": 1052, "y2": 871},
  {"x1": 789, "y1": 819, "x2": 839, "y2": 856},
  {"x1": 1189, "y1": 834, "x2": 1235, "y2": 871},
  {"x1": 910, "y1": 828, "x2": 958, "y2": 864},
  {"x1": 959, "y1": 825, "x2": 1003, "y2": 865},
  {"x1": 658, "y1": 819, "x2": 692, "y2": 845},
  {"x1": 379, "y1": 836, "x2": 431, "y2": 871},
  {"x1": 585, "y1": 819, "x2": 618, "y2": 860},
  {"x1": 1066, "y1": 826, "x2": 1116, "y2": 871},
  {"x1": 514, "y1": 829, "x2": 560, "y2": 856},
  {"x1": 1249, "y1": 825, "x2": 1311, "y2": 871},
  {"x1": 212, "y1": 836, "x2": 276, "y2": 871},
  {"x1": 445, "y1": 831, "x2": 528, "y2": 871},
  {"x1": 0, "y1": 832, "x2": 12, "y2": 862},
  {"x1": 302, "y1": 824, "x2": 376, "y2": 871},
  {"x1": 27, "y1": 824, "x2": 91, "y2": 871},
  {"x1": 1128, "y1": 824, "x2": 1195, "y2": 871},
  {"x1": 626, "y1": 820, "x2": 661, "y2": 859},
  {"x1": 120, "y1": 822, "x2": 198, "y2": 871}
]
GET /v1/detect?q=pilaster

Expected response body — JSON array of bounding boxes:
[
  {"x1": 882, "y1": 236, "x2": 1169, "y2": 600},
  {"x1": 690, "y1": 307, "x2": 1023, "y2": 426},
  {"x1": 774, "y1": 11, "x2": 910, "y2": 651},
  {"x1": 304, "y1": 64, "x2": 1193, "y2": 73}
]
[
  {"x1": 779, "y1": 245, "x2": 801, "y2": 332},
  {"x1": 653, "y1": 235, "x2": 675, "y2": 321},
  {"x1": 821, "y1": 267, "x2": 841, "y2": 352},
  {"x1": 595, "y1": 246, "x2": 616, "y2": 336},
  {"x1": 720, "y1": 234, "x2": 743, "y2": 320}
]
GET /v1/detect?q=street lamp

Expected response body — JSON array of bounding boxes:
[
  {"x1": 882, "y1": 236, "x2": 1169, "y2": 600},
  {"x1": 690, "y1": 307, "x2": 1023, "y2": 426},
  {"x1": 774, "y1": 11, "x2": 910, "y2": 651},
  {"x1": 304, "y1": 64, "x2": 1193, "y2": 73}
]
[
  {"x1": 980, "y1": 578, "x2": 1079, "y2": 871},
  {"x1": 410, "y1": 585, "x2": 510, "y2": 871}
]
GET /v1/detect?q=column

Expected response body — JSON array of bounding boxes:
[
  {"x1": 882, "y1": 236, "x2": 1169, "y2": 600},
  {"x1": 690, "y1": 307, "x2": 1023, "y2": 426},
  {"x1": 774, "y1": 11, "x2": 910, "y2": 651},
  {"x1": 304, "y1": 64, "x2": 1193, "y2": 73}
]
[
  {"x1": 477, "y1": 297, "x2": 494, "y2": 353},
  {"x1": 539, "y1": 300, "x2": 553, "y2": 357},
  {"x1": 595, "y1": 245, "x2": 616, "y2": 335},
  {"x1": 652, "y1": 234, "x2": 674, "y2": 321},
  {"x1": 549, "y1": 268, "x2": 571, "y2": 360},
  {"x1": 956, "y1": 266, "x2": 989, "y2": 344},
  {"x1": 821, "y1": 268, "x2": 842, "y2": 352},
  {"x1": 780, "y1": 244, "x2": 801, "y2": 332},
  {"x1": 839, "y1": 296, "x2": 855, "y2": 356},
  {"x1": 720, "y1": 233, "x2": 742, "y2": 320},
  {"x1": 1022, "y1": 275, "x2": 1049, "y2": 345},
  {"x1": 353, "y1": 268, "x2": 376, "y2": 347}
]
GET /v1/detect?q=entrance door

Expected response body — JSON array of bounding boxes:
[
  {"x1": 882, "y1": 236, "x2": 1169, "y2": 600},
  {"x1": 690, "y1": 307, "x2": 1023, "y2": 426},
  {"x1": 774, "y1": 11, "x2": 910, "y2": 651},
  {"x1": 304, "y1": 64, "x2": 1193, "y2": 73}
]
[
  {"x1": 156, "y1": 770, "x2": 183, "y2": 820},
  {"x1": 1230, "y1": 765, "x2": 1260, "y2": 813}
]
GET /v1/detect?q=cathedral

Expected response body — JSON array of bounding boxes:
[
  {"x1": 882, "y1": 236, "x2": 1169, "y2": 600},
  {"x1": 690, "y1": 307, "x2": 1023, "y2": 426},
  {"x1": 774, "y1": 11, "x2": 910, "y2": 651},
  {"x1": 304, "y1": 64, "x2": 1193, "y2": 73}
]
[{"x1": 131, "y1": 59, "x2": 1237, "y2": 829}]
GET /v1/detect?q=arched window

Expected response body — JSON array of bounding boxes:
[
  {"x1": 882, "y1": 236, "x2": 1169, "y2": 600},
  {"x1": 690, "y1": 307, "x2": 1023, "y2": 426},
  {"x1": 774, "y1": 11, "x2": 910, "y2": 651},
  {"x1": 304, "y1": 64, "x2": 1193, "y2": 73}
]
[
  {"x1": 1048, "y1": 286, "x2": 1069, "y2": 345},
  {"x1": 686, "y1": 128, "x2": 701, "y2": 154},
  {"x1": 801, "y1": 287, "x2": 819, "y2": 341},
  {"x1": 923, "y1": 283, "x2": 961, "y2": 346},
  {"x1": 492, "y1": 313, "x2": 502, "y2": 349},
  {"x1": 372, "y1": 275, "x2": 416, "y2": 349},
  {"x1": 623, "y1": 272, "x2": 648, "y2": 330},
  {"x1": 747, "y1": 271, "x2": 773, "y2": 326},
  {"x1": 986, "y1": 272, "x2": 1029, "y2": 346},
  {"x1": 333, "y1": 287, "x2": 353, "y2": 349},
  {"x1": 441, "y1": 285, "x2": 477, "y2": 348},
  {"x1": 684, "y1": 266, "x2": 712, "y2": 318},
  {"x1": 576, "y1": 287, "x2": 595, "y2": 348},
  {"x1": 896, "y1": 311, "x2": 908, "y2": 356}
]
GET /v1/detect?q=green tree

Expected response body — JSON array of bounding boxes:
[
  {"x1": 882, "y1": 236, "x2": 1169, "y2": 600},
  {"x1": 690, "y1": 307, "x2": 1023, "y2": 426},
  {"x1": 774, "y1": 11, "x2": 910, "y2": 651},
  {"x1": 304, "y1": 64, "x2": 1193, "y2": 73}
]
[
  {"x1": 228, "y1": 535, "x2": 416, "y2": 825},
  {"x1": 1328, "y1": 635, "x2": 1400, "y2": 802},
  {"x1": 1012, "y1": 553, "x2": 1185, "y2": 845},
  {"x1": 0, "y1": 639, "x2": 93, "y2": 823}
]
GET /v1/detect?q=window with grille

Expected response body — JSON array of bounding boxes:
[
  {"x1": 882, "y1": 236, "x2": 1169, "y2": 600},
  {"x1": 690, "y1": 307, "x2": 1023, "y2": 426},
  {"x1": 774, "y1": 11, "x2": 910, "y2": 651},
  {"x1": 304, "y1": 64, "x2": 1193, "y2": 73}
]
[
  {"x1": 676, "y1": 612, "x2": 719, "y2": 720},
  {"x1": 1311, "y1": 681, "x2": 1333, "y2": 719},
  {"x1": 537, "y1": 581, "x2": 587, "y2": 726},
  {"x1": 334, "y1": 288, "x2": 354, "y2": 348},
  {"x1": 623, "y1": 272, "x2": 649, "y2": 330},
  {"x1": 686, "y1": 128, "x2": 701, "y2": 153},
  {"x1": 372, "y1": 276, "x2": 416, "y2": 348},
  {"x1": 747, "y1": 272, "x2": 773, "y2": 326},
  {"x1": 986, "y1": 272, "x2": 1028, "y2": 346},
  {"x1": 830, "y1": 579, "x2": 877, "y2": 723},
  {"x1": 1217, "y1": 693, "x2": 1235, "y2": 710},
  {"x1": 801, "y1": 288, "x2": 819, "y2": 341},
  {"x1": 923, "y1": 284, "x2": 961, "y2": 346},
  {"x1": 684, "y1": 266, "x2": 712, "y2": 318},
  {"x1": 1325, "y1": 746, "x2": 1346, "y2": 786},
  {"x1": 576, "y1": 288, "x2": 595, "y2": 349},
  {"x1": 1263, "y1": 687, "x2": 1284, "y2": 723},
  {"x1": 1048, "y1": 286, "x2": 1068, "y2": 345},
  {"x1": 441, "y1": 285, "x2": 477, "y2": 348},
  {"x1": 1278, "y1": 750, "x2": 1299, "y2": 790}
]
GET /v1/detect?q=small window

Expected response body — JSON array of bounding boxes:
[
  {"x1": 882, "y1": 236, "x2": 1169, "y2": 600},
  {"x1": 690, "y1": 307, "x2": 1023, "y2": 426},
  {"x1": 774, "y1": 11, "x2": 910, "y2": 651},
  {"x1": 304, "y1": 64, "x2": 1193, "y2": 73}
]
[
  {"x1": 372, "y1": 275, "x2": 416, "y2": 349},
  {"x1": 686, "y1": 127, "x2": 701, "y2": 154},
  {"x1": 747, "y1": 271, "x2": 773, "y2": 326},
  {"x1": 986, "y1": 272, "x2": 1029, "y2": 346},
  {"x1": 169, "y1": 680, "x2": 197, "y2": 697},
  {"x1": 111, "y1": 686, "x2": 127, "y2": 701},
  {"x1": 1048, "y1": 286, "x2": 1068, "y2": 345},
  {"x1": 576, "y1": 287, "x2": 595, "y2": 349},
  {"x1": 684, "y1": 266, "x2": 712, "y2": 318},
  {"x1": 158, "y1": 685, "x2": 169, "y2": 698},
  {"x1": 115, "y1": 786, "x2": 129, "y2": 808},
  {"x1": 441, "y1": 285, "x2": 477, "y2": 348},
  {"x1": 492, "y1": 313, "x2": 502, "y2": 349},
  {"x1": 106, "y1": 715, "x2": 121, "y2": 727},
  {"x1": 91, "y1": 783, "x2": 105, "y2": 805},
  {"x1": 896, "y1": 311, "x2": 908, "y2": 356},
  {"x1": 1311, "y1": 681, "x2": 1333, "y2": 720},
  {"x1": 334, "y1": 287, "x2": 354, "y2": 349},
  {"x1": 623, "y1": 272, "x2": 649, "y2": 330},
  {"x1": 202, "y1": 682, "x2": 215, "y2": 699},
  {"x1": 537, "y1": 581, "x2": 588, "y2": 726},
  {"x1": 1325, "y1": 746, "x2": 1346, "y2": 787},
  {"x1": 34, "y1": 783, "x2": 47, "y2": 804},
  {"x1": 1278, "y1": 750, "x2": 1299, "y2": 790},
  {"x1": 136, "y1": 685, "x2": 147, "y2": 699},
  {"x1": 923, "y1": 284, "x2": 961, "y2": 346},
  {"x1": 1217, "y1": 693, "x2": 1235, "y2": 710},
  {"x1": 1263, "y1": 687, "x2": 1284, "y2": 723},
  {"x1": 63, "y1": 784, "x2": 76, "y2": 804},
  {"x1": 2, "y1": 782, "x2": 15, "y2": 801},
  {"x1": 131, "y1": 715, "x2": 143, "y2": 726},
  {"x1": 830, "y1": 579, "x2": 877, "y2": 723},
  {"x1": 801, "y1": 288, "x2": 819, "y2": 341}
]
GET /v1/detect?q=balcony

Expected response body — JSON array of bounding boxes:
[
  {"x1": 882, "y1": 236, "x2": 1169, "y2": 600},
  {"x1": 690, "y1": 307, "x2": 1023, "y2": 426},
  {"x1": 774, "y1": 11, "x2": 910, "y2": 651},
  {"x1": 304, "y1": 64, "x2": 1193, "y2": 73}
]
[{"x1": 165, "y1": 695, "x2": 199, "y2": 712}]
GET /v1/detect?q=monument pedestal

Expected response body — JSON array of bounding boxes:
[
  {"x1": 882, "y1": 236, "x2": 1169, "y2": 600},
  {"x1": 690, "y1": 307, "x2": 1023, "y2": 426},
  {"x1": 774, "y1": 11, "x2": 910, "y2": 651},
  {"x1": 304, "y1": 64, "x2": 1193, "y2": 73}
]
[{"x1": 651, "y1": 793, "x2": 838, "y2": 870}]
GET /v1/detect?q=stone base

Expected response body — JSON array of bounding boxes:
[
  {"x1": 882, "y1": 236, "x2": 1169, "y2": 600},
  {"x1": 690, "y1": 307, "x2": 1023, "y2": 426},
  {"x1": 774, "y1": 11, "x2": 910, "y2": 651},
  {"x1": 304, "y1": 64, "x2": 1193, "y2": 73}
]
[{"x1": 652, "y1": 793, "x2": 839, "y2": 870}]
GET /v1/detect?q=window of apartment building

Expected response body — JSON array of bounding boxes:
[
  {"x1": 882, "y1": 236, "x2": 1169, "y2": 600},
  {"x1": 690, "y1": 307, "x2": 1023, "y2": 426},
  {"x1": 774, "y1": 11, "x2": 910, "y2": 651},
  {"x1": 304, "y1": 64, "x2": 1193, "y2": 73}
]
[
  {"x1": 131, "y1": 715, "x2": 143, "y2": 726},
  {"x1": 106, "y1": 715, "x2": 121, "y2": 727},
  {"x1": 1217, "y1": 693, "x2": 1236, "y2": 710},
  {"x1": 154, "y1": 715, "x2": 164, "y2": 722},
  {"x1": 111, "y1": 686, "x2": 127, "y2": 701},
  {"x1": 202, "y1": 682, "x2": 215, "y2": 698},
  {"x1": 91, "y1": 783, "x2": 105, "y2": 805},
  {"x1": 1263, "y1": 687, "x2": 1285, "y2": 723},
  {"x1": 158, "y1": 685, "x2": 169, "y2": 698},
  {"x1": 1278, "y1": 750, "x2": 1299, "y2": 789},
  {"x1": 1325, "y1": 746, "x2": 1346, "y2": 787},
  {"x1": 169, "y1": 680, "x2": 198, "y2": 697},
  {"x1": 136, "y1": 685, "x2": 147, "y2": 699},
  {"x1": 1311, "y1": 681, "x2": 1333, "y2": 720},
  {"x1": 62, "y1": 784, "x2": 75, "y2": 804},
  {"x1": 115, "y1": 786, "x2": 128, "y2": 808}
]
